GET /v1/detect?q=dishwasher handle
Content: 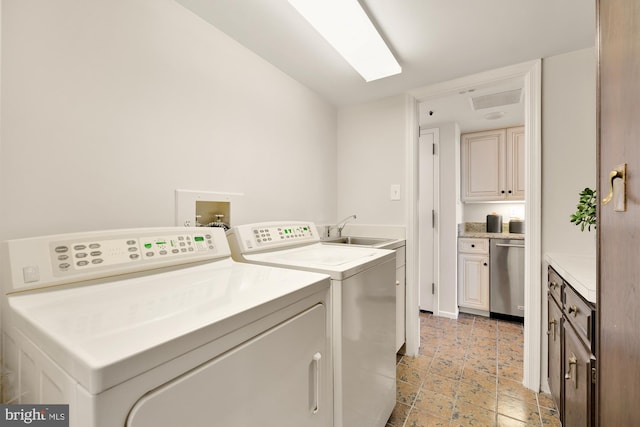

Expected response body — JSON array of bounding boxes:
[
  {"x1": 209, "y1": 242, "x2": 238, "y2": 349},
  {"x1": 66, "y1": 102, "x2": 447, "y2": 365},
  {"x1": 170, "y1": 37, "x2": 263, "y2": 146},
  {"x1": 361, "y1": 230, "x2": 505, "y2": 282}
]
[{"x1": 495, "y1": 243, "x2": 525, "y2": 248}]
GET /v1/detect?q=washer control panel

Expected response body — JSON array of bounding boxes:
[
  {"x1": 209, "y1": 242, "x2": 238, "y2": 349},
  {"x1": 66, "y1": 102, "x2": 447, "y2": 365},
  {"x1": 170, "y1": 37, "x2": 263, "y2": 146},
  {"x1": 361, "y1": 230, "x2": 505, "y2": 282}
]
[
  {"x1": 227, "y1": 221, "x2": 320, "y2": 254},
  {"x1": 252, "y1": 224, "x2": 315, "y2": 247}
]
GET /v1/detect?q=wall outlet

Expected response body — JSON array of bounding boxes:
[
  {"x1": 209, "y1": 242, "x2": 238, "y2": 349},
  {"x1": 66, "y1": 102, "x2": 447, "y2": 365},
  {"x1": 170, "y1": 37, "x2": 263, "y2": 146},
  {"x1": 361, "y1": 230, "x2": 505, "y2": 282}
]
[{"x1": 390, "y1": 184, "x2": 401, "y2": 201}]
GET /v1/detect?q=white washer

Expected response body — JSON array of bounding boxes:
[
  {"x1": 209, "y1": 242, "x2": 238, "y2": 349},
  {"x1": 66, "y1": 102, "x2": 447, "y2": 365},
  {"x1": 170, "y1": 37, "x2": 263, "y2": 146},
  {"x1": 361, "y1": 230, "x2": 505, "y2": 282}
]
[
  {"x1": 1, "y1": 227, "x2": 332, "y2": 427},
  {"x1": 227, "y1": 221, "x2": 396, "y2": 427}
]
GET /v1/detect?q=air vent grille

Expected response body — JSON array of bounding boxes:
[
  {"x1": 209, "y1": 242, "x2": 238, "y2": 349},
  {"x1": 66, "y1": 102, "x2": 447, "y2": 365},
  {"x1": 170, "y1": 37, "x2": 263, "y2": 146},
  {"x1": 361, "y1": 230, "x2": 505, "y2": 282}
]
[{"x1": 471, "y1": 89, "x2": 522, "y2": 110}]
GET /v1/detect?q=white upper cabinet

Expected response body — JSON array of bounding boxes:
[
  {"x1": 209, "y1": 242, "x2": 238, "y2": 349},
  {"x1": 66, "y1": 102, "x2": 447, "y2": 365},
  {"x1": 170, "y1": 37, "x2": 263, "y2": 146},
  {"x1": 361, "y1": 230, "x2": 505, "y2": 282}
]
[{"x1": 461, "y1": 126, "x2": 525, "y2": 202}]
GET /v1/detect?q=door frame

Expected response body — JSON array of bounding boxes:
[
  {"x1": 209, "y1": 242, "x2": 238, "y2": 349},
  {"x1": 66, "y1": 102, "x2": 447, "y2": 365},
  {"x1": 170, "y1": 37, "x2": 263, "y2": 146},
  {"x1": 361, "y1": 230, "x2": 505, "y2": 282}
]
[{"x1": 404, "y1": 59, "x2": 542, "y2": 390}]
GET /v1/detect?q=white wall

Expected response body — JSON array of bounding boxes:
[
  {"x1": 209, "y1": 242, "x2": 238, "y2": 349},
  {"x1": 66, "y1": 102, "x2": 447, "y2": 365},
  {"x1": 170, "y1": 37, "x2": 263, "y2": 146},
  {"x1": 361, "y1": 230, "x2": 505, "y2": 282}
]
[
  {"x1": 463, "y1": 203, "x2": 526, "y2": 224},
  {"x1": 542, "y1": 48, "x2": 596, "y2": 256},
  {"x1": 336, "y1": 95, "x2": 407, "y2": 227},
  {"x1": 540, "y1": 47, "x2": 596, "y2": 391},
  {"x1": 0, "y1": 0, "x2": 337, "y2": 242}
]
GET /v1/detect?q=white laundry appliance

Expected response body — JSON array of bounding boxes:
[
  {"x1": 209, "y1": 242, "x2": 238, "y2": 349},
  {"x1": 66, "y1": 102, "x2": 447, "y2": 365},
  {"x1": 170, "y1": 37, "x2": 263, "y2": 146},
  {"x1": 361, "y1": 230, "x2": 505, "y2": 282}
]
[
  {"x1": 226, "y1": 221, "x2": 396, "y2": 427},
  {"x1": 1, "y1": 227, "x2": 332, "y2": 427}
]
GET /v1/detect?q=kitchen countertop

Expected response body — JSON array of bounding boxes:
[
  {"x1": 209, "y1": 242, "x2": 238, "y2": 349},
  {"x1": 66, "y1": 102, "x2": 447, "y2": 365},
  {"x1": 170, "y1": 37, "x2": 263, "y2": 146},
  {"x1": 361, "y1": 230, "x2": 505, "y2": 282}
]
[
  {"x1": 458, "y1": 231, "x2": 525, "y2": 240},
  {"x1": 545, "y1": 253, "x2": 596, "y2": 304},
  {"x1": 458, "y1": 221, "x2": 525, "y2": 240}
]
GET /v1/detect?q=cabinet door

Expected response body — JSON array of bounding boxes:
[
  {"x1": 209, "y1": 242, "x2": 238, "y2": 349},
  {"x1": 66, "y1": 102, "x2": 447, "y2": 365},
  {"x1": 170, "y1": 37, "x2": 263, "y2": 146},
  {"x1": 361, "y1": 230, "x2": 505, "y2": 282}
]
[
  {"x1": 563, "y1": 322, "x2": 594, "y2": 427},
  {"x1": 458, "y1": 254, "x2": 489, "y2": 311},
  {"x1": 395, "y1": 265, "x2": 405, "y2": 352},
  {"x1": 547, "y1": 296, "x2": 563, "y2": 414},
  {"x1": 506, "y1": 126, "x2": 525, "y2": 200},
  {"x1": 461, "y1": 129, "x2": 506, "y2": 201}
]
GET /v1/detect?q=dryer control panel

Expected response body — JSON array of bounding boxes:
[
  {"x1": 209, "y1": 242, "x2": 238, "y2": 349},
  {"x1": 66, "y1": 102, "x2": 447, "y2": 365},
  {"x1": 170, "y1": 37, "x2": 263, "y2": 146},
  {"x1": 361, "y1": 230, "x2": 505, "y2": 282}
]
[{"x1": 5, "y1": 227, "x2": 230, "y2": 293}]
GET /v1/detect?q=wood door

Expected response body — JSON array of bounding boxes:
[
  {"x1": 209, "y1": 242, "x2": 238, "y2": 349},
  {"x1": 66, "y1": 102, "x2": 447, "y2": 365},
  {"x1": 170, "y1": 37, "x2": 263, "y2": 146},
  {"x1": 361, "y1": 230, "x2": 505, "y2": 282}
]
[
  {"x1": 418, "y1": 129, "x2": 435, "y2": 312},
  {"x1": 597, "y1": 0, "x2": 640, "y2": 424}
]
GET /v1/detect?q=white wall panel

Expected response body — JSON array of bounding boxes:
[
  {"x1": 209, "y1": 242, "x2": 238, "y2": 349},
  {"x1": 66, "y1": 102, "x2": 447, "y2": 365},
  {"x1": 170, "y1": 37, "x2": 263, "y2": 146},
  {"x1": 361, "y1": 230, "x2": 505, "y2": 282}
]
[
  {"x1": 336, "y1": 95, "x2": 406, "y2": 226},
  {"x1": 0, "y1": 0, "x2": 337, "y2": 241},
  {"x1": 542, "y1": 48, "x2": 596, "y2": 256}
]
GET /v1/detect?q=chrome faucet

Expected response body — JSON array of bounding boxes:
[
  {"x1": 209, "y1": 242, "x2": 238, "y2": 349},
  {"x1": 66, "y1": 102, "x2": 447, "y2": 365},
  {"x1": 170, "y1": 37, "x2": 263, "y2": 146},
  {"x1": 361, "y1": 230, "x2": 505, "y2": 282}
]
[{"x1": 331, "y1": 214, "x2": 357, "y2": 237}]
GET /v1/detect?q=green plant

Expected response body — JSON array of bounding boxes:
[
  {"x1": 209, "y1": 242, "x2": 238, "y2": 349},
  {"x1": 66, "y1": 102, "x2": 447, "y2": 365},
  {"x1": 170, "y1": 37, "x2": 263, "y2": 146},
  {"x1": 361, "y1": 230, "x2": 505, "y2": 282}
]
[{"x1": 570, "y1": 187, "x2": 597, "y2": 232}]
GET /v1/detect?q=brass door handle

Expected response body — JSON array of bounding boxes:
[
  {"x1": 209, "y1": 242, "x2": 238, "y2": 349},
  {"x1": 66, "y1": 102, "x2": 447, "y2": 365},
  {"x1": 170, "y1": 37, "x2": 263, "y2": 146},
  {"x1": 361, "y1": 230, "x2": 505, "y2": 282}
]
[
  {"x1": 602, "y1": 163, "x2": 627, "y2": 211},
  {"x1": 565, "y1": 354, "x2": 578, "y2": 388},
  {"x1": 547, "y1": 319, "x2": 557, "y2": 340},
  {"x1": 568, "y1": 305, "x2": 579, "y2": 317},
  {"x1": 549, "y1": 281, "x2": 559, "y2": 290}
]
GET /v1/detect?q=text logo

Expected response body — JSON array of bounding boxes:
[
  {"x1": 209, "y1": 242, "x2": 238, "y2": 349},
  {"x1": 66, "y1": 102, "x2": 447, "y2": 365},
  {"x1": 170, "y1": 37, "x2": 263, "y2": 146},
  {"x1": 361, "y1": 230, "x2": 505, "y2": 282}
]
[{"x1": 0, "y1": 405, "x2": 68, "y2": 426}]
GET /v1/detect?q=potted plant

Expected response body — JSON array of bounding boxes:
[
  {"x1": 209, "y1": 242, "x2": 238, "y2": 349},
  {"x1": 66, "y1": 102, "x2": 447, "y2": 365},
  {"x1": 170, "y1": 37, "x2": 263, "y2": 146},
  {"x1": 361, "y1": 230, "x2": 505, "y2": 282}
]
[{"x1": 570, "y1": 187, "x2": 597, "y2": 231}]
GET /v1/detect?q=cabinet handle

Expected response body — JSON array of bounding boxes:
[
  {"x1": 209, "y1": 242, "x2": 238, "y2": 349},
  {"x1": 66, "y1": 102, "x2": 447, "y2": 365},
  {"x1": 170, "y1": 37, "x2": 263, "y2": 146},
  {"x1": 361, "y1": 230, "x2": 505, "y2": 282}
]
[
  {"x1": 311, "y1": 352, "x2": 322, "y2": 414},
  {"x1": 508, "y1": 190, "x2": 512, "y2": 194},
  {"x1": 568, "y1": 305, "x2": 579, "y2": 317},
  {"x1": 483, "y1": 262, "x2": 488, "y2": 266},
  {"x1": 547, "y1": 318, "x2": 557, "y2": 341},
  {"x1": 501, "y1": 190, "x2": 506, "y2": 194},
  {"x1": 565, "y1": 353, "x2": 578, "y2": 389},
  {"x1": 549, "y1": 281, "x2": 559, "y2": 290},
  {"x1": 471, "y1": 244, "x2": 475, "y2": 248},
  {"x1": 396, "y1": 280, "x2": 400, "y2": 287}
]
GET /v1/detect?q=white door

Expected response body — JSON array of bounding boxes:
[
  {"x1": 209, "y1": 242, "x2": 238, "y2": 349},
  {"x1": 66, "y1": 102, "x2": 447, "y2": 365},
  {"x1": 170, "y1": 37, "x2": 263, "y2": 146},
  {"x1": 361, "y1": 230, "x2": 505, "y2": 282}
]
[
  {"x1": 419, "y1": 128, "x2": 436, "y2": 312},
  {"x1": 126, "y1": 304, "x2": 329, "y2": 427}
]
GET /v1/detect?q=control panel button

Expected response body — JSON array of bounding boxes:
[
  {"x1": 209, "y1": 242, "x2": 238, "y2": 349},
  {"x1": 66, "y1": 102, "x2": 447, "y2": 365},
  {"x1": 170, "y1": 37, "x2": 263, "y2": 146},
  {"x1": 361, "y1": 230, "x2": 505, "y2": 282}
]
[{"x1": 55, "y1": 246, "x2": 69, "y2": 253}]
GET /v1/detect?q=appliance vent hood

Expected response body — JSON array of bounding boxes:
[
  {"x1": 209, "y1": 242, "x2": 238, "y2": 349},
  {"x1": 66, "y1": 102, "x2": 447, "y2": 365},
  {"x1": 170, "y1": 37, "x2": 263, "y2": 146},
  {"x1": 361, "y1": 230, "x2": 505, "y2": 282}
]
[{"x1": 470, "y1": 89, "x2": 522, "y2": 110}]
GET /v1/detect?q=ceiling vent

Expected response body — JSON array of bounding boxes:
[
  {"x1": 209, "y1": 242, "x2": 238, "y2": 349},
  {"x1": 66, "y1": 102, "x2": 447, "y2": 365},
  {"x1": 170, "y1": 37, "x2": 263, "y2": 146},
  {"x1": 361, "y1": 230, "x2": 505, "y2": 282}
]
[{"x1": 470, "y1": 89, "x2": 522, "y2": 110}]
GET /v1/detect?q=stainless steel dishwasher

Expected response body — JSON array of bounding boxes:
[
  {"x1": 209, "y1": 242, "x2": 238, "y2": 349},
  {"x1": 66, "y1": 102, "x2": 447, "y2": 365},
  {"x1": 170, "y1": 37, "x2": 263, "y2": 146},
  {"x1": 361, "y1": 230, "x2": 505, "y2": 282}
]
[{"x1": 490, "y1": 239, "x2": 525, "y2": 321}]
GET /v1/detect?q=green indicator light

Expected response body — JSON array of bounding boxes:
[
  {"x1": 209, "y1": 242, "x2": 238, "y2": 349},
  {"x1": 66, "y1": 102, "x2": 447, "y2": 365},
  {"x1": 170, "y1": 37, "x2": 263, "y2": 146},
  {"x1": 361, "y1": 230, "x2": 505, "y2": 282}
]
[
  {"x1": 144, "y1": 243, "x2": 152, "y2": 249},
  {"x1": 194, "y1": 236, "x2": 204, "y2": 242},
  {"x1": 156, "y1": 241, "x2": 166, "y2": 246}
]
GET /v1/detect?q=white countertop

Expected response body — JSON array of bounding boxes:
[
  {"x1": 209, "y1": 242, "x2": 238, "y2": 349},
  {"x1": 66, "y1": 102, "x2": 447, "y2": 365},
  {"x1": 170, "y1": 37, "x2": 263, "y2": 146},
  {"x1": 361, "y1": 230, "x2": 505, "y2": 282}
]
[{"x1": 545, "y1": 253, "x2": 596, "y2": 304}]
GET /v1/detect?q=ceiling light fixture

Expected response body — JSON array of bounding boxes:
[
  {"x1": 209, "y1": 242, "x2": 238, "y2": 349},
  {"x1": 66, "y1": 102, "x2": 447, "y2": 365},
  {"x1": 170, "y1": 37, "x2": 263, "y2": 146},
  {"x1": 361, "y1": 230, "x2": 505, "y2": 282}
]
[{"x1": 288, "y1": 0, "x2": 401, "y2": 82}]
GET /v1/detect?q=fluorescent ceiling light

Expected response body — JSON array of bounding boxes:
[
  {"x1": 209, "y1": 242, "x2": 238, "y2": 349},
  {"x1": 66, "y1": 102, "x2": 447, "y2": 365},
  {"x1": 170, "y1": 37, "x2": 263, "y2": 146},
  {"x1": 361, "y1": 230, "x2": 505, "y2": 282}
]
[{"x1": 288, "y1": 0, "x2": 401, "y2": 82}]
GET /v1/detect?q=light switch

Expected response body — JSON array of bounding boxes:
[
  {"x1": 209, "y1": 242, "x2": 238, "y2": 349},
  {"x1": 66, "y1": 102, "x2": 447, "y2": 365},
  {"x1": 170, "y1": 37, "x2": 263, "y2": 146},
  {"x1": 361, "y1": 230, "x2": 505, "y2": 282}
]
[
  {"x1": 22, "y1": 265, "x2": 40, "y2": 283},
  {"x1": 390, "y1": 185, "x2": 401, "y2": 201}
]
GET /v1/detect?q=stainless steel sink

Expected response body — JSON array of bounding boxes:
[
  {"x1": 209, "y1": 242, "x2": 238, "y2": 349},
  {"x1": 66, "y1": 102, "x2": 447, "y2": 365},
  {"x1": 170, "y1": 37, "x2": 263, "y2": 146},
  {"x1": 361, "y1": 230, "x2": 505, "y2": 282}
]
[{"x1": 322, "y1": 236, "x2": 394, "y2": 247}]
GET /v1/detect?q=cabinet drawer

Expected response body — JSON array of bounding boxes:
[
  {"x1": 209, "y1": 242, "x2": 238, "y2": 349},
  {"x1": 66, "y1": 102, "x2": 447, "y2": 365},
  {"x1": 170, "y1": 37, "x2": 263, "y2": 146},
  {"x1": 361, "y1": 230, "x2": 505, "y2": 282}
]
[
  {"x1": 564, "y1": 284, "x2": 596, "y2": 351},
  {"x1": 458, "y1": 238, "x2": 489, "y2": 254},
  {"x1": 548, "y1": 267, "x2": 564, "y2": 306}
]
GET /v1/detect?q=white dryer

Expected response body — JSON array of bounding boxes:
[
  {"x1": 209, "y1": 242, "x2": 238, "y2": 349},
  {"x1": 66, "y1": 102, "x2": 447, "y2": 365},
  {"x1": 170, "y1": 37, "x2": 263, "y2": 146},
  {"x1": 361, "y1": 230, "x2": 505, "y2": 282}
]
[
  {"x1": 226, "y1": 221, "x2": 396, "y2": 427},
  {"x1": 1, "y1": 227, "x2": 332, "y2": 427}
]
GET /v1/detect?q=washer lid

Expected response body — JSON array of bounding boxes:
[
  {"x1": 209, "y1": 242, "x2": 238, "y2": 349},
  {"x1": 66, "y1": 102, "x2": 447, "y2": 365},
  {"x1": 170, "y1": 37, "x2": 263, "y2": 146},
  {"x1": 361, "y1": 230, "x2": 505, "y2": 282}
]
[
  {"x1": 244, "y1": 243, "x2": 395, "y2": 279},
  {"x1": 7, "y1": 259, "x2": 329, "y2": 395}
]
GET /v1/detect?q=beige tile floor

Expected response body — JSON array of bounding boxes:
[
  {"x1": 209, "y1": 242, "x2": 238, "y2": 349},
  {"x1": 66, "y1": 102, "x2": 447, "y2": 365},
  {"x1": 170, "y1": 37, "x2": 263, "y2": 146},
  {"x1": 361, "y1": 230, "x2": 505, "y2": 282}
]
[{"x1": 387, "y1": 312, "x2": 562, "y2": 427}]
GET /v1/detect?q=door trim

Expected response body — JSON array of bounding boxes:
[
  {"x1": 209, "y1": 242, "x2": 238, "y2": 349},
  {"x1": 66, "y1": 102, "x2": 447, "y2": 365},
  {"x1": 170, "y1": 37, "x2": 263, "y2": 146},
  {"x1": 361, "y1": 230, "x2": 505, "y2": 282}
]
[{"x1": 405, "y1": 59, "x2": 542, "y2": 391}]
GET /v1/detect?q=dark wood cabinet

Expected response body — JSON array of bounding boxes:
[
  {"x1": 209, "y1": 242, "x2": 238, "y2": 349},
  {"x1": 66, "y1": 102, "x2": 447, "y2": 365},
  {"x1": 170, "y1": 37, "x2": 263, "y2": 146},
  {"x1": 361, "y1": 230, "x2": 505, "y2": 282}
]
[
  {"x1": 547, "y1": 292, "x2": 563, "y2": 412},
  {"x1": 547, "y1": 266, "x2": 596, "y2": 426}
]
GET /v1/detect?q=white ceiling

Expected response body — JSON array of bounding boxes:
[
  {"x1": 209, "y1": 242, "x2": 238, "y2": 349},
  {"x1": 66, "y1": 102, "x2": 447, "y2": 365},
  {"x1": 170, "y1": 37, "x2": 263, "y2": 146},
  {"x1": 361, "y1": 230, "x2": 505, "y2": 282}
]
[{"x1": 175, "y1": 0, "x2": 595, "y2": 108}]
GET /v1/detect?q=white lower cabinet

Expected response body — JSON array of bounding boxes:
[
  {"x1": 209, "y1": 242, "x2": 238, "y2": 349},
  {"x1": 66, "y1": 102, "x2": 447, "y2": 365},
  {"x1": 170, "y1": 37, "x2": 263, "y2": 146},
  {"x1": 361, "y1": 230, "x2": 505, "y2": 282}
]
[
  {"x1": 458, "y1": 238, "x2": 490, "y2": 313},
  {"x1": 395, "y1": 245, "x2": 406, "y2": 352}
]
